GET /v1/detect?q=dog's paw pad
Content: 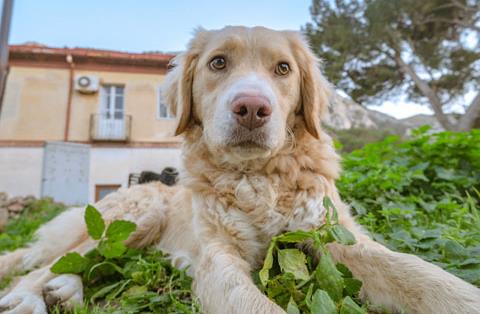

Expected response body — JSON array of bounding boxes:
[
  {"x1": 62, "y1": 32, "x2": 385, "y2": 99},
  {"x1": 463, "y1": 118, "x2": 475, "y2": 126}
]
[
  {"x1": 43, "y1": 274, "x2": 83, "y2": 309},
  {"x1": 0, "y1": 291, "x2": 47, "y2": 314}
]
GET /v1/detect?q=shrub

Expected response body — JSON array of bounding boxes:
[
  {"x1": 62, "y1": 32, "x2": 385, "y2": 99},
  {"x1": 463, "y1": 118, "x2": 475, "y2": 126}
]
[
  {"x1": 338, "y1": 127, "x2": 480, "y2": 286},
  {"x1": 329, "y1": 127, "x2": 398, "y2": 153}
]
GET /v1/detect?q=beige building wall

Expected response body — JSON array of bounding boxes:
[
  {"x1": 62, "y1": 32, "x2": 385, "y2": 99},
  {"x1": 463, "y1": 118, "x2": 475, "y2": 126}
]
[
  {"x1": 0, "y1": 67, "x2": 69, "y2": 141},
  {"x1": 0, "y1": 66, "x2": 179, "y2": 143}
]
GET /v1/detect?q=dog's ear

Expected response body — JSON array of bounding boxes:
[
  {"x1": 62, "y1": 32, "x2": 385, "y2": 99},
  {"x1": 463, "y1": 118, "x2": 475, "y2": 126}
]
[
  {"x1": 162, "y1": 28, "x2": 209, "y2": 135},
  {"x1": 287, "y1": 32, "x2": 331, "y2": 139}
]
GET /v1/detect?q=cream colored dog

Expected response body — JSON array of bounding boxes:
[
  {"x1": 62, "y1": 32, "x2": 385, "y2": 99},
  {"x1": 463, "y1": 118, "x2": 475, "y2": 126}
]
[{"x1": 0, "y1": 26, "x2": 479, "y2": 314}]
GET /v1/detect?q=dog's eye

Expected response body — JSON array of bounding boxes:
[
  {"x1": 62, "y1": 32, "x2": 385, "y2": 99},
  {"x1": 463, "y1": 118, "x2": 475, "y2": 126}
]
[
  {"x1": 275, "y1": 62, "x2": 290, "y2": 76},
  {"x1": 209, "y1": 56, "x2": 226, "y2": 71}
]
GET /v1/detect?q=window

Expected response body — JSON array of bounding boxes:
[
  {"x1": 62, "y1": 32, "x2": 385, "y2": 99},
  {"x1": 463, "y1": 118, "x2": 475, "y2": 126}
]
[
  {"x1": 158, "y1": 88, "x2": 174, "y2": 119},
  {"x1": 96, "y1": 85, "x2": 127, "y2": 140},
  {"x1": 95, "y1": 184, "x2": 121, "y2": 202},
  {"x1": 101, "y1": 85, "x2": 124, "y2": 119}
]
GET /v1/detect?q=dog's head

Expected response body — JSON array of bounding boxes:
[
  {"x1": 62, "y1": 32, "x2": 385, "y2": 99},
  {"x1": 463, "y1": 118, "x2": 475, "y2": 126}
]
[{"x1": 163, "y1": 26, "x2": 330, "y2": 162}]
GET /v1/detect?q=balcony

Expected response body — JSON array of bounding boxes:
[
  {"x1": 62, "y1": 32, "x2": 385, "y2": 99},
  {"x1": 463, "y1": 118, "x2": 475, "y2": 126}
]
[{"x1": 90, "y1": 113, "x2": 132, "y2": 142}]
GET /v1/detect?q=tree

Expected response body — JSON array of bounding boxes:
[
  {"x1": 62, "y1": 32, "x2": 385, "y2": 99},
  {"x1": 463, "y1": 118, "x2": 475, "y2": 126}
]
[{"x1": 305, "y1": 0, "x2": 480, "y2": 131}]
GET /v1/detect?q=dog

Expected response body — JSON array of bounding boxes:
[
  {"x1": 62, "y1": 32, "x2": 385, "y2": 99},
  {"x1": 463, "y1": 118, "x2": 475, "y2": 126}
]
[{"x1": 0, "y1": 26, "x2": 479, "y2": 314}]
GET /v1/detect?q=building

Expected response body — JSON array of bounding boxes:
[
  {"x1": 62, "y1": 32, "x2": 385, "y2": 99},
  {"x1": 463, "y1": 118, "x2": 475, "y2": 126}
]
[{"x1": 0, "y1": 43, "x2": 181, "y2": 204}]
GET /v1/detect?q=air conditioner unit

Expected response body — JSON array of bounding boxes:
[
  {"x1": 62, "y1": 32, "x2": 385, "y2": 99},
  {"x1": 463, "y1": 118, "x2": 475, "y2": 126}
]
[{"x1": 74, "y1": 75, "x2": 99, "y2": 94}]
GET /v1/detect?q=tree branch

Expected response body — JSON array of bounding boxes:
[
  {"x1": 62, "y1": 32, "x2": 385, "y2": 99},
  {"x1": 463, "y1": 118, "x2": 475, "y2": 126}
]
[
  {"x1": 457, "y1": 92, "x2": 480, "y2": 131},
  {"x1": 418, "y1": 17, "x2": 480, "y2": 32},
  {"x1": 451, "y1": 0, "x2": 479, "y2": 12},
  {"x1": 393, "y1": 52, "x2": 455, "y2": 131}
]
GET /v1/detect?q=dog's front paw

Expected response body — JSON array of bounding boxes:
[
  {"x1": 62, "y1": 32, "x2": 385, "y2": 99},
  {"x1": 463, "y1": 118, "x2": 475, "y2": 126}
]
[
  {"x1": 0, "y1": 291, "x2": 47, "y2": 314},
  {"x1": 43, "y1": 274, "x2": 83, "y2": 309}
]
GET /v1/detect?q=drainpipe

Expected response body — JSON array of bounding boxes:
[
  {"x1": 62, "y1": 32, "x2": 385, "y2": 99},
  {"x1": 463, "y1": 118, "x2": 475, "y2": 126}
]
[
  {"x1": 0, "y1": 0, "x2": 14, "y2": 116},
  {"x1": 64, "y1": 54, "x2": 74, "y2": 141}
]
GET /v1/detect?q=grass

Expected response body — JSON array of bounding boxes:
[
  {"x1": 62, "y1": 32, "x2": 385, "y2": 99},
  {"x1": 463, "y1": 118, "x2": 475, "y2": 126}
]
[
  {"x1": 0, "y1": 198, "x2": 66, "y2": 253},
  {"x1": 1, "y1": 127, "x2": 479, "y2": 313}
]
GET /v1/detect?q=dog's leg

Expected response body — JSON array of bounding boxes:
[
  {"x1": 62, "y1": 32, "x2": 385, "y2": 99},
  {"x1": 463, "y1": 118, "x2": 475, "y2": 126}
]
[
  {"x1": 0, "y1": 239, "x2": 95, "y2": 314},
  {"x1": 42, "y1": 274, "x2": 84, "y2": 310},
  {"x1": 193, "y1": 243, "x2": 285, "y2": 314},
  {"x1": 0, "y1": 248, "x2": 30, "y2": 280},
  {"x1": 327, "y1": 213, "x2": 480, "y2": 314},
  {"x1": 0, "y1": 207, "x2": 87, "y2": 282},
  {"x1": 23, "y1": 207, "x2": 88, "y2": 270}
]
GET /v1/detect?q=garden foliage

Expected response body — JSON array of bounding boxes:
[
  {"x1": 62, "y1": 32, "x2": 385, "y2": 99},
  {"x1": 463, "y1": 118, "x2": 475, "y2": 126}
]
[{"x1": 1, "y1": 128, "x2": 479, "y2": 313}]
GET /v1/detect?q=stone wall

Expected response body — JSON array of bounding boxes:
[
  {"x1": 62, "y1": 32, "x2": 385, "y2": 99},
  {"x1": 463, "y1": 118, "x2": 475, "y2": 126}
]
[{"x1": 0, "y1": 192, "x2": 36, "y2": 231}]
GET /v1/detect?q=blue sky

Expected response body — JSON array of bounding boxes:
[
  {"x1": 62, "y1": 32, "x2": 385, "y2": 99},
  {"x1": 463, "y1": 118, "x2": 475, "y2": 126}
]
[
  {"x1": 7, "y1": 0, "x2": 434, "y2": 118},
  {"x1": 10, "y1": 0, "x2": 312, "y2": 52}
]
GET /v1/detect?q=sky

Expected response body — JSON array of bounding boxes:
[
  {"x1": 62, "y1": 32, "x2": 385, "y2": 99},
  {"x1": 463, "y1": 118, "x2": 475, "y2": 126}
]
[{"x1": 6, "y1": 0, "x2": 434, "y2": 119}]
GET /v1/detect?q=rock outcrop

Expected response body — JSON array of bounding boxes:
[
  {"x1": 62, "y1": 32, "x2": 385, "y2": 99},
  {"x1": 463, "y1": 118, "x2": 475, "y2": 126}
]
[
  {"x1": 0, "y1": 193, "x2": 36, "y2": 231},
  {"x1": 324, "y1": 94, "x2": 407, "y2": 133}
]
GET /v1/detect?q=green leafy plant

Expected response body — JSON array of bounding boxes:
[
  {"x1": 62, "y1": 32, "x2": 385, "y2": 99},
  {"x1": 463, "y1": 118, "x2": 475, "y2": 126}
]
[
  {"x1": 51, "y1": 205, "x2": 200, "y2": 313},
  {"x1": 3, "y1": 128, "x2": 479, "y2": 313},
  {"x1": 338, "y1": 127, "x2": 480, "y2": 286},
  {"x1": 257, "y1": 198, "x2": 366, "y2": 314},
  {"x1": 51, "y1": 205, "x2": 136, "y2": 274}
]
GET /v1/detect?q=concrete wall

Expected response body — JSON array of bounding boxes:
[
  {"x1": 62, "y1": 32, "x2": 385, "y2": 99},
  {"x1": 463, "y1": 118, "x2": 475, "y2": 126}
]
[
  {"x1": 88, "y1": 147, "x2": 181, "y2": 203},
  {"x1": 0, "y1": 147, "x2": 44, "y2": 197},
  {"x1": 0, "y1": 146, "x2": 181, "y2": 203}
]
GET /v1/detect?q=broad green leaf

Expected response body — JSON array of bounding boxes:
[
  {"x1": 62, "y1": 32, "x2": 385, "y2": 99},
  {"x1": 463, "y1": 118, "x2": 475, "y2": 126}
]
[
  {"x1": 259, "y1": 241, "x2": 276, "y2": 286},
  {"x1": 286, "y1": 297, "x2": 300, "y2": 314},
  {"x1": 344, "y1": 278, "x2": 362, "y2": 297},
  {"x1": 276, "y1": 230, "x2": 314, "y2": 243},
  {"x1": 323, "y1": 197, "x2": 335, "y2": 211},
  {"x1": 51, "y1": 252, "x2": 89, "y2": 274},
  {"x1": 443, "y1": 240, "x2": 468, "y2": 259},
  {"x1": 315, "y1": 252, "x2": 344, "y2": 301},
  {"x1": 323, "y1": 197, "x2": 338, "y2": 224},
  {"x1": 85, "y1": 205, "x2": 105, "y2": 240},
  {"x1": 350, "y1": 200, "x2": 367, "y2": 216},
  {"x1": 458, "y1": 258, "x2": 480, "y2": 267},
  {"x1": 310, "y1": 289, "x2": 336, "y2": 314},
  {"x1": 106, "y1": 220, "x2": 137, "y2": 241},
  {"x1": 435, "y1": 167, "x2": 456, "y2": 181},
  {"x1": 98, "y1": 239, "x2": 127, "y2": 258},
  {"x1": 277, "y1": 249, "x2": 310, "y2": 281},
  {"x1": 336, "y1": 263, "x2": 353, "y2": 278},
  {"x1": 340, "y1": 296, "x2": 366, "y2": 314},
  {"x1": 410, "y1": 162, "x2": 430, "y2": 172},
  {"x1": 417, "y1": 198, "x2": 437, "y2": 213},
  {"x1": 330, "y1": 225, "x2": 356, "y2": 245},
  {"x1": 449, "y1": 268, "x2": 480, "y2": 286}
]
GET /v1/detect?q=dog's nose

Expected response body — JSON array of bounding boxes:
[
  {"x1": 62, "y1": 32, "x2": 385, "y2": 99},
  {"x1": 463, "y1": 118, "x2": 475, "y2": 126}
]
[{"x1": 231, "y1": 96, "x2": 272, "y2": 130}]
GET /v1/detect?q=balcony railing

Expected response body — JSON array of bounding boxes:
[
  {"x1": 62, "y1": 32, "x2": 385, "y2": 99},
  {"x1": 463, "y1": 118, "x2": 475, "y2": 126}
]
[{"x1": 90, "y1": 114, "x2": 132, "y2": 142}]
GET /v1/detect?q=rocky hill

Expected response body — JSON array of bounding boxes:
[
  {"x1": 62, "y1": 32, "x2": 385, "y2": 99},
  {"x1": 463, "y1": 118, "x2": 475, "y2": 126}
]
[
  {"x1": 400, "y1": 114, "x2": 452, "y2": 133},
  {"x1": 323, "y1": 93, "x2": 453, "y2": 135},
  {"x1": 324, "y1": 94, "x2": 407, "y2": 133}
]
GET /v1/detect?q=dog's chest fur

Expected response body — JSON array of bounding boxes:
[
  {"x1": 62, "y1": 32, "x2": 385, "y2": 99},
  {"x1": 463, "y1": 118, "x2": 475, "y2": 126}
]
[
  {"x1": 183, "y1": 127, "x2": 341, "y2": 266},
  {"x1": 190, "y1": 176, "x2": 328, "y2": 267}
]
